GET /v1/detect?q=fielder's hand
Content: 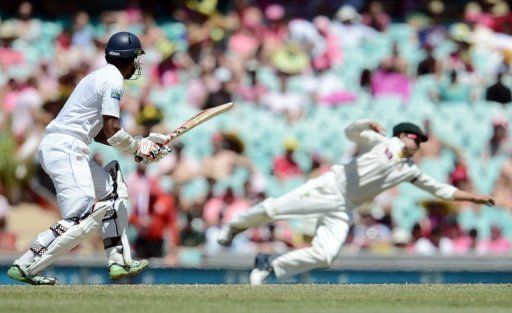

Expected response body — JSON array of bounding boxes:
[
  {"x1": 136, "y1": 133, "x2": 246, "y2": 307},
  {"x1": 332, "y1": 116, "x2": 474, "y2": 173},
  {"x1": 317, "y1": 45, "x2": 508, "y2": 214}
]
[
  {"x1": 473, "y1": 195, "x2": 495, "y2": 206},
  {"x1": 369, "y1": 122, "x2": 386, "y2": 135}
]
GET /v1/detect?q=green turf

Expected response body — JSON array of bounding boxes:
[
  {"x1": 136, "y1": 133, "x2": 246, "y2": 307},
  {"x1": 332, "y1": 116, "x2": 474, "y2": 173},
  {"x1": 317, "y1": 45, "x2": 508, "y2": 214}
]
[{"x1": 0, "y1": 284, "x2": 511, "y2": 313}]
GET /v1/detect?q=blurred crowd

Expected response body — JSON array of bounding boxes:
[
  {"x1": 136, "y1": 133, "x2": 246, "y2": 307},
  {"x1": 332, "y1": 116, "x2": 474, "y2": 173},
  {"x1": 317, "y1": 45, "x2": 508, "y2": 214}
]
[{"x1": 2, "y1": 0, "x2": 512, "y2": 264}]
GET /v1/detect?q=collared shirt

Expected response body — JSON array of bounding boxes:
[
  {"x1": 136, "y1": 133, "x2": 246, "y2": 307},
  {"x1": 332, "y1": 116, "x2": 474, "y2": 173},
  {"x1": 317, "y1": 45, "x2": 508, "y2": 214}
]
[
  {"x1": 45, "y1": 64, "x2": 123, "y2": 145},
  {"x1": 332, "y1": 119, "x2": 457, "y2": 206}
]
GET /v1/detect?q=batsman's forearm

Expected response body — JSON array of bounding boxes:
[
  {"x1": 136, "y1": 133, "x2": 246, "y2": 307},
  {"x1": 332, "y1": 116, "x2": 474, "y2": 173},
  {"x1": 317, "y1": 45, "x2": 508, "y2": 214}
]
[
  {"x1": 453, "y1": 190, "x2": 478, "y2": 202},
  {"x1": 94, "y1": 131, "x2": 111, "y2": 146},
  {"x1": 102, "y1": 115, "x2": 122, "y2": 138},
  {"x1": 102, "y1": 115, "x2": 139, "y2": 153}
]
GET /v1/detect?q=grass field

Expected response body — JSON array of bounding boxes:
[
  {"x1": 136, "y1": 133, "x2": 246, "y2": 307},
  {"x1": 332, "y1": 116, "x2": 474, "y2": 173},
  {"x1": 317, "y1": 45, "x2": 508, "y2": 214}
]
[{"x1": 1, "y1": 284, "x2": 511, "y2": 313}]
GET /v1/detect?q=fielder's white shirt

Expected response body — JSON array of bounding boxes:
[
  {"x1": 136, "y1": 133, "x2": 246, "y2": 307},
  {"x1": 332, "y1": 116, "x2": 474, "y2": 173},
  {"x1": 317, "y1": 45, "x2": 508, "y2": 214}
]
[
  {"x1": 45, "y1": 64, "x2": 123, "y2": 144},
  {"x1": 332, "y1": 119, "x2": 457, "y2": 206}
]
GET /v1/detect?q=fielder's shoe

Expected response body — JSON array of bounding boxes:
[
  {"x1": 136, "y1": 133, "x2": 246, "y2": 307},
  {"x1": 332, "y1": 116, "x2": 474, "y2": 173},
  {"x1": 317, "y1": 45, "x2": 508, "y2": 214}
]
[
  {"x1": 249, "y1": 253, "x2": 273, "y2": 285},
  {"x1": 7, "y1": 265, "x2": 56, "y2": 286},
  {"x1": 217, "y1": 225, "x2": 243, "y2": 247},
  {"x1": 109, "y1": 259, "x2": 149, "y2": 280}
]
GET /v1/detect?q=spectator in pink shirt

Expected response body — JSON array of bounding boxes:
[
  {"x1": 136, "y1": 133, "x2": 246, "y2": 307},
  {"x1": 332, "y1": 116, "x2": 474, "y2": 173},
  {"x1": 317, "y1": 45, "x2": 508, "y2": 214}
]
[
  {"x1": 371, "y1": 70, "x2": 411, "y2": 102},
  {"x1": 1, "y1": 79, "x2": 21, "y2": 114},
  {"x1": 261, "y1": 4, "x2": 288, "y2": 58},
  {"x1": 203, "y1": 187, "x2": 250, "y2": 226},
  {"x1": 443, "y1": 220, "x2": 473, "y2": 255},
  {"x1": 12, "y1": 77, "x2": 43, "y2": 140},
  {"x1": 228, "y1": 6, "x2": 263, "y2": 60},
  {"x1": 0, "y1": 25, "x2": 25, "y2": 69},
  {"x1": 452, "y1": 228, "x2": 478, "y2": 255},
  {"x1": 312, "y1": 15, "x2": 343, "y2": 71},
  {"x1": 228, "y1": 28, "x2": 260, "y2": 59},
  {"x1": 371, "y1": 43, "x2": 411, "y2": 102},
  {"x1": 477, "y1": 225, "x2": 512, "y2": 255},
  {"x1": 236, "y1": 60, "x2": 267, "y2": 103},
  {"x1": 123, "y1": 0, "x2": 144, "y2": 24}
]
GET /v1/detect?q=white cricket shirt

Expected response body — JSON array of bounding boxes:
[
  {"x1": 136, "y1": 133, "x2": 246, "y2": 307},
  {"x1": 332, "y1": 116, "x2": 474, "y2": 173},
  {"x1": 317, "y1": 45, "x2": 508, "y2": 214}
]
[
  {"x1": 45, "y1": 64, "x2": 124, "y2": 144},
  {"x1": 332, "y1": 119, "x2": 457, "y2": 206}
]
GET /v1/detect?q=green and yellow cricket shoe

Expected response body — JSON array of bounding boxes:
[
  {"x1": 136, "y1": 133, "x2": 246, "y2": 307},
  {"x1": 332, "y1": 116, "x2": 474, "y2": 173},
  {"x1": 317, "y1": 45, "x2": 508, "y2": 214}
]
[
  {"x1": 109, "y1": 259, "x2": 149, "y2": 280},
  {"x1": 109, "y1": 264, "x2": 129, "y2": 280},
  {"x1": 7, "y1": 265, "x2": 56, "y2": 285},
  {"x1": 127, "y1": 259, "x2": 149, "y2": 277}
]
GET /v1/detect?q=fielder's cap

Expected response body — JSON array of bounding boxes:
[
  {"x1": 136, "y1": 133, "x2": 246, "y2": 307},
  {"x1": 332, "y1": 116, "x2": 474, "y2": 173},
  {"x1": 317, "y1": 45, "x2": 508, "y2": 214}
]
[{"x1": 393, "y1": 122, "x2": 428, "y2": 142}]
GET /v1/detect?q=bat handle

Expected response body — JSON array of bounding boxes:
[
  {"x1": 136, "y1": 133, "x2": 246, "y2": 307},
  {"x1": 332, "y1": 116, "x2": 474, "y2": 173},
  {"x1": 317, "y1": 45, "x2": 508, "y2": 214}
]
[{"x1": 166, "y1": 133, "x2": 177, "y2": 143}]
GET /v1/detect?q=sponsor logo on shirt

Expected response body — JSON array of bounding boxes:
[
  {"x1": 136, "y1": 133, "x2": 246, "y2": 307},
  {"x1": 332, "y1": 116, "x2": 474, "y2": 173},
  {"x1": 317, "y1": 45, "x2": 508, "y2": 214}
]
[
  {"x1": 111, "y1": 89, "x2": 122, "y2": 100},
  {"x1": 384, "y1": 148, "x2": 393, "y2": 160}
]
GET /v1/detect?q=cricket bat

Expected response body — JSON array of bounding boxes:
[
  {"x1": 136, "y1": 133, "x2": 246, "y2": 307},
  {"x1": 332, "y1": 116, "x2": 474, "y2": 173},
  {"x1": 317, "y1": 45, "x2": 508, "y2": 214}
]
[{"x1": 135, "y1": 102, "x2": 234, "y2": 162}]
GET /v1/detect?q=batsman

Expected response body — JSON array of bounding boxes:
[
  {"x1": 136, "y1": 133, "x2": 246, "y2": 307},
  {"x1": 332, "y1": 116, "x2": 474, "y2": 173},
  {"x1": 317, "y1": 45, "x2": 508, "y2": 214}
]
[
  {"x1": 8, "y1": 32, "x2": 170, "y2": 285},
  {"x1": 218, "y1": 120, "x2": 495, "y2": 285}
]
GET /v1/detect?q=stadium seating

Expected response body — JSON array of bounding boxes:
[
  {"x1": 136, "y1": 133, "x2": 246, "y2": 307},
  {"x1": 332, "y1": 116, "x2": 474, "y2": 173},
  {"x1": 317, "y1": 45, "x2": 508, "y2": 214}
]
[{"x1": 4, "y1": 6, "x2": 512, "y2": 255}]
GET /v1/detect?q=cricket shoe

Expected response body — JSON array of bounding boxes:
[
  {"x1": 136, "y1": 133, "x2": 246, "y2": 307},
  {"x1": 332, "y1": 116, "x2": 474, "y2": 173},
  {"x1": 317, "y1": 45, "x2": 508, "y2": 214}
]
[
  {"x1": 7, "y1": 265, "x2": 56, "y2": 285},
  {"x1": 109, "y1": 259, "x2": 149, "y2": 280},
  {"x1": 217, "y1": 225, "x2": 243, "y2": 246},
  {"x1": 249, "y1": 253, "x2": 273, "y2": 285}
]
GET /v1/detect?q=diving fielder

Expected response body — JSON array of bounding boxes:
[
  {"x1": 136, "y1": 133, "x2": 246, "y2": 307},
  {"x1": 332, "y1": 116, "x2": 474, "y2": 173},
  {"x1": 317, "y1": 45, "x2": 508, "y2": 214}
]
[
  {"x1": 218, "y1": 120, "x2": 495, "y2": 285},
  {"x1": 8, "y1": 32, "x2": 170, "y2": 285}
]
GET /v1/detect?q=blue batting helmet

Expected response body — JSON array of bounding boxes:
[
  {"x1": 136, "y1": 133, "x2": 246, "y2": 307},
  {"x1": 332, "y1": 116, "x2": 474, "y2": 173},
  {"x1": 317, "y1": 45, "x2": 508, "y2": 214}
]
[{"x1": 105, "y1": 31, "x2": 145, "y2": 59}]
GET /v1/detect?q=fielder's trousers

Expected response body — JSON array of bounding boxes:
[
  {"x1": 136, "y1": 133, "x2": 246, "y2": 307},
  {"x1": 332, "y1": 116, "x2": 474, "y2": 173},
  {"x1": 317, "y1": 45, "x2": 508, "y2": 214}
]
[{"x1": 229, "y1": 172, "x2": 352, "y2": 278}]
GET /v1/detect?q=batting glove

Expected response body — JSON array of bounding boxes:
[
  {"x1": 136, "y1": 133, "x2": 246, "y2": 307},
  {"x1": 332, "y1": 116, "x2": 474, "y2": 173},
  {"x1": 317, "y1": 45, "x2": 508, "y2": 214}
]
[
  {"x1": 147, "y1": 133, "x2": 172, "y2": 163},
  {"x1": 153, "y1": 146, "x2": 172, "y2": 162},
  {"x1": 147, "y1": 133, "x2": 169, "y2": 145},
  {"x1": 134, "y1": 137, "x2": 160, "y2": 164}
]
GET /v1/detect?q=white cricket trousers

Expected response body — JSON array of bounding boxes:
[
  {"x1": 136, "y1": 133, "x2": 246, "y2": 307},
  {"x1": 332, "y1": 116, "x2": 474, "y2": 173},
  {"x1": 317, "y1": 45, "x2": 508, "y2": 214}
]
[
  {"x1": 38, "y1": 133, "x2": 113, "y2": 219},
  {"x1": 229, "y1": 171, "x2": 353, "y2": 279}
]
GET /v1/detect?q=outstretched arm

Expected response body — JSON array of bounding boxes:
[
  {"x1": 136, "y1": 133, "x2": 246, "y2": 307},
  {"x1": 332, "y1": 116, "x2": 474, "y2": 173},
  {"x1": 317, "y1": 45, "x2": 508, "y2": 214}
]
[
  {"x1": 453, "y1": 189, "x2": 495, "y2": 206},
  {"x1": 411, "y1": 169, "x2": 495, "y2": 205}
]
